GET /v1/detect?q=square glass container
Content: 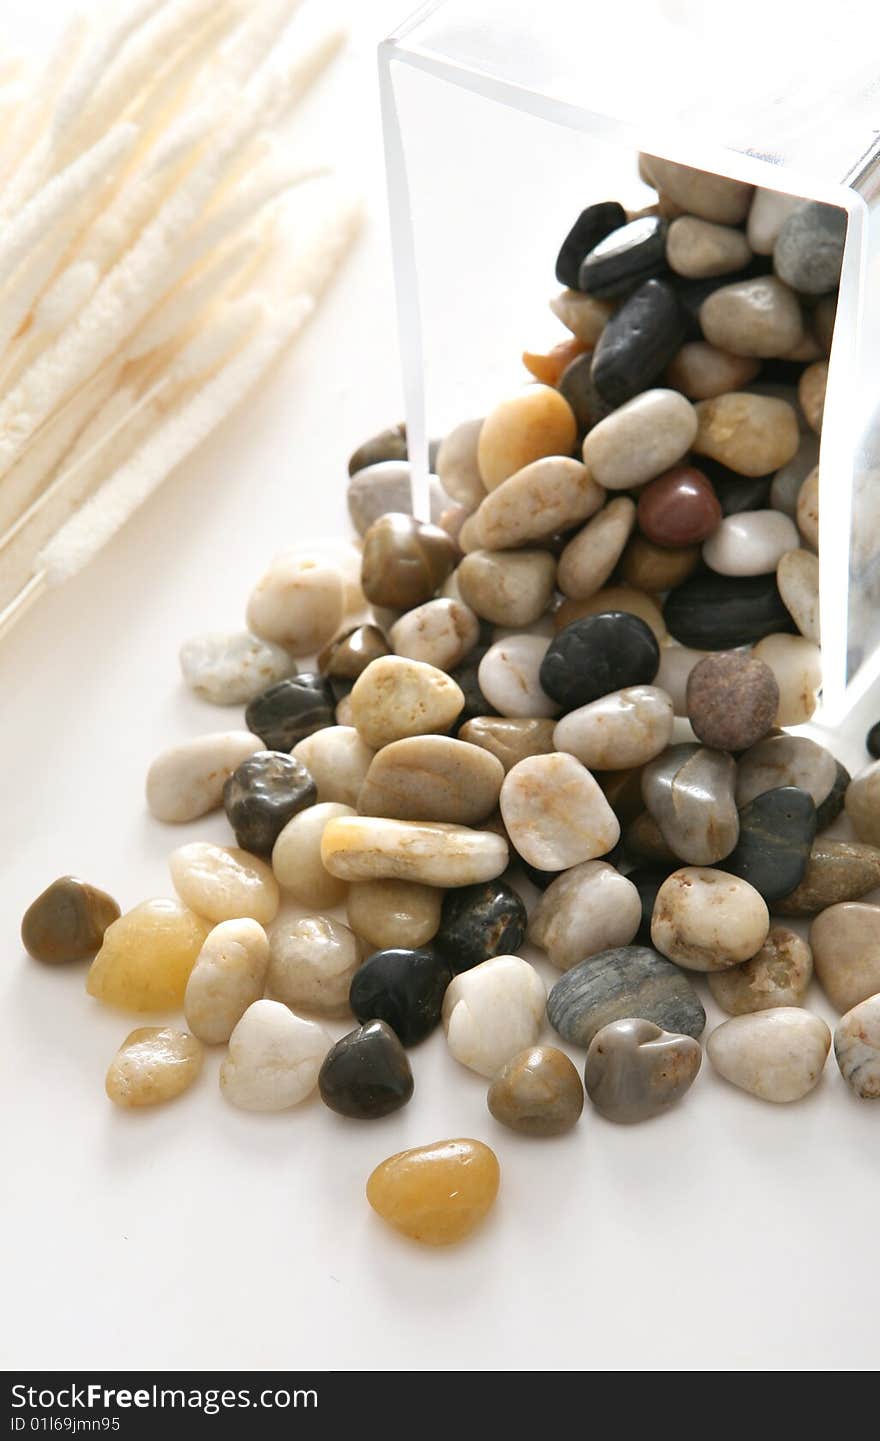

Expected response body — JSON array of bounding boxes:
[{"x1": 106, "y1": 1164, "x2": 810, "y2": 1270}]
[{"x1": 379, "y1": 0, "x2": 880, "y2": 721}]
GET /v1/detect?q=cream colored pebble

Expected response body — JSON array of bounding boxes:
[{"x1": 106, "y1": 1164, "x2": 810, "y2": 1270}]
[
  {"x1": 435, "y1": 417, "x2": 486, "y2": 511},
  {"x1": 220, "y1": 1000, "x2": 332, "y2": 1111},
  {"x1": 292, "y1": 727, "x2": 374, "y2": 807},
  {"x1": 266, "y1": 915, "x2": 363, "y2": 1018},
  {"x1": 796, "y1": 466, "x2": 819, "y2": 549},
  {"x1": 106, "y1": 1027, "x2": 203, "y2": 1108},
  {"x1": 475, "y1": 456, "x2": 604, "y2": 549},
  {"x1": 271, "y1": 802, "x2": 356, "y2": 908},
  {"x1": 557, "y1": 497, "x2": 636, "y2": 600},
  {"x1": 350, "y1": 655, "x2": 464, "y2": 750},
  {"x1": 442, "y1": 955, "x2": 546, "y2": 1078},
  {"x1": 499, "y1": 753, "x2": 620, "y2": 871},
  {"x1": 582, "y1": 390, "x2": 698, "y2": 490},
  {"x1": 457, "y1": 548, "x2": 556, "y2": 626},
  {"x1": 753, "y1": 633, "x2": 822, "y2": 726},
  {"x1": 183, "y1": 918, "x2": 269, "y2": 1045},
  {"x1": 321, "y1": 815, "x2": 508, "y2": 887},
  {"x1": 651, "y1": 867, "x2": 770, "y2": 972},
  {"x1": 146, "y1": 731, "x2": 262, "y2": 824},
  {"x1": 169, "y1": 842, "x2": 280, "y2": 926},
  {"x1": 389, "y1": 597, "x2": 479, "y2": 669},
  {"x1": 246, "y1": 551, "x2": 345, "y2": 656},
  {"x1": 346, "y1": 879, "x2": 442, "y2": 951}
]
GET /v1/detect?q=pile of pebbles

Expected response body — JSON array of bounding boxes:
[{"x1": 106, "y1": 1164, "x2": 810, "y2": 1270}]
[{"x1": 20, "y1": 155, "x2": 880, "y2": 1249}]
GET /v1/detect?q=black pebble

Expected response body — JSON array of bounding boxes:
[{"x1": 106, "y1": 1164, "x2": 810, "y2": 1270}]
[
  {"x1": 626, "y1": 866, "x2": 675, "y2": 945},
  {"x1": 591, "y1": 278, "x2": 685, "y2": 407},
  {"x1": 434, "y1": 880, "x2": 528, "y2": 974},
  {"x1": 697, "y1": 457, "x2": 772, "y2": 516},
  {"x1": 244, "y1": 673, "x2": 334, "y2": 751},
  {"x1": 540, "y1": 611, "x2": 660, "y2": 712},
  {"x1": 349, "y1": 948, "x2": 451, "y2": 1046},
  {"x1": 722, "y1": 787, "x2": 817, "y2": 901},
  {"x1": 318, "y1": 1020, "x2": 413, "y2": 1119},
  {"x1": 867, "y1": 722, "x2": 880, "y2": 759},
  {"x1": 664, "y1": 573, "x2": 797, "y2": 650},
  {"x1": 223, "y1": 752, "x2": 316, "y2": 855},
  {"x1": 556, "y1": 201, "x2": 627, "y2": 289},
  {"x1": 815, "y1": 760, "x2": 851, "y2": 831},
  {"x1": 578, "y1": 215, "x2": 668, "y2": 299}
]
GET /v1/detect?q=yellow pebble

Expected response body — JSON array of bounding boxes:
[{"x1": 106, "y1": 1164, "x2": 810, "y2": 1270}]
[
  {"x1": 86, "y1": 898, "x2": 210, "y2": 1011},
  {"x1": 477, "y1": 385, "x2": 577, "y2": 491},
  {"x1": 366, "y1": 1138, "x2": 500, "y2": 1246},
  {"x1": 105, "y1": 1027, "x2": 203, "y2": 1107}
]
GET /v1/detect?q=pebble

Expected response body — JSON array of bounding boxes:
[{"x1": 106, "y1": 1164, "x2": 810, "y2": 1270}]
[
  {"x1": 686, "y1": 650, "x2": 778, "y2": 750},
  {"x1": 665, "y1": 341, "x2": 760, "y2": 400},
  {"x1": 318, "y1": 624, "x2": 390, "y2": 681},
  {"x1": 810, "y1": 903, "x2": 880, "y2": 1011},
  {"x1": 775, "y1": 838, "x2": 880, "y2": 916},
  {"x1": 349, "y1": 947, "x2": 451, "y2": 1045},
  {"x1": 169, "y1": 842, "x2": 280, "y2": 926},
  {"x1": 747, "y1": 188, "x2": 801, "y2": 254},
  {"x1": 736, "y1": 733, "x2": 837, "y2": 808},
  {"x1": 183, "y1": 917, "x2": 269, "y2": 1043},
  {"x1": 708, "y1": 926, "x2": 813, "y2": 1015},
  {"x1": 664, "y1": 571, "x2": 796, "y2": 649},
  {"x1": 433, "y1": 879, "x2": 527, "y2": 974},
  {"x1": 774, "y1": 201, "x2": 847, "y2": 294},
  {"x1": 620, "y1": 535, "x2": 700, "y2": 593},
  {"x1": 270, "y1": 801, "x2": 355, "y2": 908},
  {"x1": 549, "y1": 288, "x2": 614, "y2": 344},
  {"x1": 656, "y1": 642, "x2": 706, "y2": 715},
  {"x1": 360, "y1": 513, "x2": 458, "y2": 610},
  {"x1": 266, "y1": 914, "x2": 361, "y2": 1017},
  {"x1": 528, "y1": 860, "x2": 641, "y2": 970},
  {"x1": 557, "y1": 497, "x2": 636, "y2": 600},
  {"x1": 700, "y1": 276, "x2": 803, "y2": 358},
  {"x1": 319, "y1": 1019, "x2": 414, "y2": 1119},
  {"x1": 179, "y1": 631, "x2": 296, "y2": 705},
  {"x1": 642, "y1": 156, "x2": 753, "y2": 224},
  {"x1": 834, "y1": 994, "x2": 880, "y2": 1099},
  {"x1": 321, "y1": 815, "x2": 508, "y2": 887},
  {"x1": 389, "y1": 597, "x2": 479, "y2": 670},
  {"x1": 540, "y1": 612, "x2": 660, "y2": 711},
  {"x1": 246, "y1": 551, "x2": 345, "y2": 655},
  {"x1": 145, "y1": 730, "x2": 262, "y2": 825},
  {"x1": 346, "y1": 879, "x2": 442, "y2": 952},
  {"x1": 105, "y1": 1027, "x2": 203, "y2": 1109},
  {"x1": 556, "y1": 200, "x2": 627, "y2": 287},
  {"x1": 724, "y1": 786, "x2": 817, "y2": 900},
  {"x1": 590, "y1": 278, "x2": 685, "y2": 406},
  {"x1": 777, "y1": 549, "x2": 820, "y2": 641},
  {"x1": 477, "y1": 635, "x2": 558, "y2": 719},
  {"x1": 554, "y1": 685, "x2": 673, "y2": 770},
  {"x1": 799, "y1": 361, "x2": 827, "y2": 433},
  {"x1": 458, "y1": 548, "x2": 556, "y2": 626},
  {"x1": 752, "y1": 632, "x2": 821, "y2": 725},
  {"x1": 641, "y1": 744, "x2": 739, "y2": 864},
  {"x1": 223, "y1": 751, "x2": 316, "y2": 854},
  {"x1": 458, "y1": 715, "x2": 556, "y2": 772},
  {"x1": 637, "y1": 465, "x2": 722, "y2": 547},
  {"x1": 547, "y1": 945, "x2": 706, "y2": 1048},
  {"x1": 292, "y1": 726, "x2": 373, "y2": 807},
  {"x1": 708, "y1": 1008, "x2": 830, "y2": 1102},
  {"x1": 584, "y1": 1017, "x2": 701, "y2": 1123},
  {"x1": 796, "y1": 466, "x2": 819, "y2": 549},
  {"x1": 245, "y1": 673, "x2": 334, "y2": 751},
  {"x1": 475, "y1": 456, "x2": 604, "y2": 549},
  {"x1": 770, "y1": 432, "x2": 819, "y2": 515},
  {"x1": 488, "y1": 1046, "x2": 584, "y2": 1136},
  {"x1": 435, "y1": 418, "x2": 486, "y2": 511},
  {"x1": 582, "y1": 389, "x2": 698, "y2": 490},
  {"x1": 667, "y1": 216, "x2": 751, "y2": 278},
  {"x1": 347, "y1": 461, "x2": 447, "y2": 535},
  {"x1": 366, "y1": 1138, "x2": 500, "y2": 1246},
  {"x1": 86, "y1": 899, "x2": 210, "y2": 1010},
  {"x1": 844, "y1": 759, "x2": 880, "y2": 845},
  {"x1": 350, "y1": 655, "x2": 464, "y2": 750},
  {"x1": 693, "y1": 393, "x2": 800, "y2": 475},
  {"x1": 500, "y1": 753, "x2": 620, "y2": 870},
  {"x1": 477, "y1": 385, "x2": 577, "y2": 491},
  {"x1": 442, "y1": 954, "x2": 545, "y2": 1078},
  {"x1": 357, "y1": 735, "x2": 503, "y2": 826},
  {"x1": 703, "y1": 509, "x2": 800, "y2": 576},
  {"x1": 348, "y1": 422, "x2": 407, "y2": 474},
  {"x1": 21, "y1": 876, "x2": 120, "y2": 963},
  {"x1": 555, "y1": 586, "x2": 667, "y2": 645},
  {"x1": 651, "y1": 867, "x2": 769, "y2": 971},
  {"x1": 220, "y1": 999, "x2": 331, "y2": 1111},
  {"x1": 577, "y1": 214, "x2": 668, "y2": 297},
  {"x1": 523, "y1": 336, "x2": 588, "y2": 387}
]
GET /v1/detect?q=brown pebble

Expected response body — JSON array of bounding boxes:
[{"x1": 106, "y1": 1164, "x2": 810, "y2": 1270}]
[
  {"x1": 637, "y1": 465, "x2": 722, "y2": 547},
  {"x1": 318, "y1": 624, "x2": 389, "y2": 680},
  {"x1": 360, "y1": 513, "x2": 458, "y2": 610},
  {"x1": 487, "y1": 1045, "x2": 584, "y2": 1136},
  {"x1": 619, "y1": 534, "x2": 701, "y2": 592},
  {"x1": 21, "y1": 876, "x2": 121, "y2": 963},
  {"x1": 774, "y1": 838, "x2": 880, "y2": 916},
  {"x1": 665, "y1": 341, "x2": 760, "y2": 401},
  {"x1": 686, "y1": 651, "x2": 779, "y2": 751}
]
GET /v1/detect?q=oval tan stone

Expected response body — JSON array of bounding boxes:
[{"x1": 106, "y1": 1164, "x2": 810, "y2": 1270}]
[
  {"x1": 666, "y1": 341, "x2": 760, "y2": 401},
  {"x1": 457, "y1": 549, "x2": 556, "y2": 626},
  {"x1": 271, "y1": 802, "x2": 356, "y2": 908},
  {"x1": 106, "y1": 1027, "x2": 203, "y2": 1108},
  {"x1": 183, "y1": 917, "x2": 269, "y2": 1044},
  {"x1": 366, "y1": 1137, "x2": 501, "y2": 1247},
  {"x1": 557, "y1": 497, "x2": 636, "y2": 599},
  {"x1": 667, "y1": 216, "x2": 752, "y2": 278},
  {"x1": 693, "y1": 392, "x2": 800, "y2": 476},
  {"x1": 554, "y1": 585, "x2": 667, "y2": 644},
  {"x1": 796, "y1": 466, "x2": 819, "y2": 549},
  {"x1": 700, "y1": 277, "x2": 803, "y2": 358},
  {"x1": 707, "y1": 926, "x2": 812, "y2": 1016},
  {"x1": 169, "y1": 842, "x2": 280, "y2": 926},
  {"x1": 549, "y1": 288, "x2": 613, "y2": 344},
  {"x1": 349, "y1": 655, "x2": 464, "y2": 750},
  {"x1": 458, "y1": 716, "x2": 556, "y2": 773},
  {"x1": 266, "y1": 914, "x2": 363, "y2": 1017},
  {"x1": 321, "y1": 815, "x2": 508, "y2": 887},
  {"x1": 777, "y1": 548, "x2": 820, "y2": 642},
  {"x1": 707, "y1": 1008, "x2": 830, "y2": 1103},
  {"x1": 246, "y1": 551, "x2": 345, "y2": 655},
  {"x1": 642, "y1": 156, "x2": 753, "y2": 223},
  {"x1": 389, "y1": 598, "x2": 479, "y2": 670},
  {"x1": 145, "y1": 731, "x2": 262, "y2": 824},
  {"x1": 474, "y1": 456, "x2": 604, "y2": 549},
  {"x1": 620, "y1": 534, "x2": 701, "y2": 593},
  {"x1": 528, "y1": 860, "x2": 641, "y2": 970},
  {"x1": 477, "y1": 384, "x2": 577, "y2": 491},
  {"x1": 810, "y1": 902, "x2": 880, "y2": 1012},
  {"x1": 499, "y1": 752, "x2": 620, "y2": 871},
  {"x1": 582, "y1": 389, "x2": 698, "y2": 490},
  {"x1": 651, "y1": 867, "x2": 770, "y2": 972},
  {"x1": 553, "y1": 685, "x2": 674, "y2": 771},
  {"x1": 292, "y1": 726, "x2": 374, "y2": 807},
  {"x1": 346, "y1": 878, "x2": 442, "y2": 951},
  {"x1": 357, "y1": 735, "x2": 504, "y2": 825}
]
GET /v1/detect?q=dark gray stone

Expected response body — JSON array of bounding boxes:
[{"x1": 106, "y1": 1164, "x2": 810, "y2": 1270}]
[
  {"x1": 223, "y1": 751, "x2": 316, "y2": 855},
  {"x1": 722, "y1": 786, "x2": 816, "y2": 901},
  {"x1": 774, "y1": 202, "x2": 846, "y2": 295},
  {"x1": 434, "y1": 880, "x2": 527, "y2": 974},
  {"x1": 244, "y1": 673, "x2": 334, "y2": 751},
  {"x1": 555, "y1": 201, "x2": 626, "y2": 289},
  {"x1": 664, "y1": 572, "x2": 797, "y2": 650},
  {"x1": 540, "y1": 611, "x2": 659, "y2": 712},
  {"x1": 591, "y1": 278, "x2": 685, "y2": 407},
  {"x1": 547, "y1": 945, "x2": 706, "y2": 1049},
  {"x1": 577, "y1": 215, "x2": 668, "y2": 298}
]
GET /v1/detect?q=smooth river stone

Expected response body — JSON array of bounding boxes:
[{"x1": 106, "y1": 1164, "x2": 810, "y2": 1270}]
[
  {"x1": 500, "y1": 753, "x2": 620, "y2": 871},
  {"x1": 292, "y1": 726, "x2": 374, "y2": 807},
  {"x1": 557, "y1": 497, "x2": 636, "y2": 600},
  {"x1": 220, "y1": 1000, "x2": 331, "y2": 1111},
  {"x1": 442, "y1": 954, "x2": 545, "y2": 1078},
  {"x1": 357, "y1": 734, "x2": 503, "y2": 826},
  {"x1": 723, "y1": 787, "x2": 816, "y2": 901},
  {"x1": 179, "y1": 631, "x2": 296, "y2": 705},
  {"x1": 348, "y1": 422, "x2": 407, "y2": 475},
  {"x1": 349, "y1": 947, "x2": 451, "y2": 1046},
  {"x1": 708, "y1": 1008, "x2": 830, "y2": 1102},
  {"x1": 834, "y1": 994, "x2": 880, "y2": 1099},
  {"x1": 651, "y1": 867, "x2": 769, "y2": 971},
  {"x1": 267, "y1": 914, "x2": 362, "y2": 1017},
  {"x1": 577, "y1": 214, "x2": 668, "y2": 297},
  {"x1": 360, "y1": 513, "x2": 458, "y2": 610},
  {"x1": 641, "y1": 745, "x2": 739, "y2": 866},
  {"x1": 349, "y1": 655, "x2": 464, "y2": 750},
  {"x1": 553, "y1": 686, "x2": 673, "y2": 771},
  {"x1": 478, "y1": 635, "x2": 558, "y2": 719},
  {"x1": 667, "y1": 216, "x2": 751, "y2": 278},
  {"x1": 346, "y1": 461, "x2": 447, "y2": 535},
  {"x1": 246, "y1": 552, "x2": 345, "y2": 656},
  {"x1": 21, "y1": 876, "x2": 120, "y2": 963},
  {"x1": 556, "y1": 200, "x2": 627, "y2": 287},
  {"x1": 703, "y1": 509, "x2": 800, "y2": 577},
  {"x1": 321, "y1": 815, "x2": 507, "y2": 887},
  {"x1": 389, "y1": 598, "x2": 479, "y2": 670},
  {"x1": 666, "y1": 340, "x2": 760, "y2": 401},
  {"x1": 319, "y1": 1019, "x2": 414, "y2": 1119},
  {"x1": 735, "y1": 733, "x2": 836, "y2": 808},
  {"x1": 434, "y1": 879, "x2": 527, "y2": 974},
  {"x1": 550, "y1": 288, "x2": 614, "y2": 344},
  {"x1": 319, "y1": 624, "x2": 390, "y2": 681},
  {"x1": 693, "y1": 393, "x2": 800, "y2": 476},
  {"x1": 366, "y1": 1138, "x2": 500, "y2": 1246},
  {"x1": 145, "y1": 730, "x2": 262, "y2": 824},
  {"x1": 844, "y1": 759, "x2": 880, "y2": 845},
  {"x1": 686, "y1": 650, "x2": 778, "y2": 751},
  {"x1": 223, "y1": 751, "x2": 316, "y2": 855},
  {"x1": 488, "y1": 1046, "x2": 584, "y2": 1136},
  {"x1": 528, "y1": 860, "x2": 641, "y2": 970},
  {"x1": 347, "y1": 879, "x2": 442, "y2": 952},
  {"x1": 664, "y1": 572, "x2": 796, "y2": 649},
  {"x1": 582, "y1": 389, "x2": 698, "y2": 490},
  {"x1": 590, "y1": 279, "x2": 685, "y2": 406},
  {"x1": 245, "y1": 673, "x2": 334, "y2": 752},
  {"x1": 752, "y1": 633, "x2": 821, "y2": 726},
  {"x1": 584, "y1": 1017, "x2": 701, "y2": 1123},
  {"x1": 270, "y1": 802, "x2": 355, "y2": 909},
  {"x1": 184, "y1": 917, "x2": 269, "y2": 1044},
  {"x1": 642, "y1": 156, "x2": 753, "y2": 224},
  {"x1": 475, "y1": 456, "x2": 603, "y2": 549},
  {"x1": 540, "y1": 613, "x2": 660, "y2": 711},
  {"x1": 810, "y1": 902, "x2": 880, "y2": 1011},
  {"x1": 774, "y1": 201, "x2": 847, "y2": 294},
  {"x1": 547, "y1": 945, "x2": 706, "y2": 1048},
  {"x1": 747, "y1": 188, "x2": 801, "y2": 254},
  {"x1": 169, "y1": 842, "x2": 279, "y2": 926},
  {"x1": 708, "y1": 926, "x2": 813, "y2": 1016},
  {"x1": 86, "y1": 899, "x2": 211, "y2": 1011},
  {"x1": 700, "y1": 276, "x2": 803, "y2": 358},
  {"x1": 775, "y1": 838, "x2": 880, "y2": 916},
  {"x1": 105, "y1": 1028, "x2": 203, "y2": 1109},
  {"x1": 777, "y1": 548, "x2": 820, "y2": 643},
  {"x1": 637, "y1": 465, "x2": 722, "y2": 547},
  {"x1": 436, "y1": 417, "x2": 486, "y2": 511},
  {"x1": 459, "y1": 716, "x2": 556, "y2": 772},
  {"x1": 477, "y1": 385, "x2": 577, "y2": 491},
  {"x1": 796, "y1": 466, "x2": 819, "y2": 549},
  {"x1": 458, "y1": 549, "x2": 556, "y2": 627}
]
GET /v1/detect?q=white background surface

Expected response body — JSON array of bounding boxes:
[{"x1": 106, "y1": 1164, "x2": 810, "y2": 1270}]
[{"x1": 2, "y1": 0, "x2": 879, "y2": 1374}]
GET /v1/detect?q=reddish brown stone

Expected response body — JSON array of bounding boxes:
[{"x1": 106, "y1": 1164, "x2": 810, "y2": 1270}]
[
  {"x1": 686, "y1": 651, "x2": 779, "y2": 752},
  {"x1": 637, "y1": 465, "x2": 722, "y2": 548}
]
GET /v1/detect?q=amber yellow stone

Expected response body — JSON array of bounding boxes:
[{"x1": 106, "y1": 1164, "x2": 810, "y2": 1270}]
[
  {"x1": 105, "y1": 1027, "x2": 203, "y2": 1107},
  {"x1": 86, "y1": 898, "x2": 211, "y2": 1011},
  {"x1": 366, "y1": 1138, "x2": 500, "y2": 1246}
]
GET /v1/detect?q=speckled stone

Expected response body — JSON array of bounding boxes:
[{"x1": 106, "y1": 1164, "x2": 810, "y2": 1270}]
[
  {"x1": 810, "y1": 902, "x2": 880, "y2": 1011},
  {"x1": 500, "y1": 752, "x2": 620, "y2": 870},
  {"x1": 443, "y1": 954, "x2": 546, "y2": 1077},
  {"x1": 686, "y1": 651, "x2": 778, "y2": 751},
  {"x1": 105, "y1": 1027, "x2": 203, "y2": 1109},
  {"x1": 584, "y1": 1017, "x2": 701, "y2": 1123},
  {"x1": 389, "y1": 598, "x2": 479, "y2": 670},
  {"x1": 774, "y1": 838, "x2": 880, "y2": 916},
  {"x1": 641, "y1": 744, "x2": 739, "y2": 866},
  {"x1": 556, "y1": 200, "x2": 627, "y2": 287},
  {"x1": 346, "y1": 462, "x2": 448, "y2": 536},
  {"x1": 434, "y1": 879, "x2": 527, "y2": 974},
  {"x1": 528, "y1": 860, "x2": 641, "y2": 970},
  {"x1": 554, "y1": 686, "x2": 673, "y2": 771},
  {"x1": 700, "y1": 277, "x2": 803, "y2": 358},
  {"x1": 582, "y1": 388, "x2": 698, "y2": 490},
  {"x1": 475, "y1": 456, "x2": 604, "y2": 549},
  {"x1": 348, "y1": 423, "x2": 407, "y2": 475},
  {"x1": 834, "y1": 994, "x2": 880, "y2": 1099},
  {"x1": 708, "y1": 926, "x2": 812, "y2": 1015},
  {"x1": 637, "y1": 465, "x2": 722, "y2": 547},
  {"x1": 245, "y1": 673, "x2": 334, "y2": 752},
  {"x1": 590, "y1": 279, "x2": 685, "y2": 406},
  {"x1": 577, "y1": 214, "x2": 668, "y2": 298},
  {"x1": 360, "y1": 513, "x2": 458, "y2": 610},
  {"x1": 722, "y1": 787, "x2": 816, "y2": 901},
  {"x1": 547, "y1": 945, "x2": 706, "y2": 1049},
  {"x1": 478, "y1": 635, "x2": 558, "y2": 719},
  {"x1": 477, "y1": 385, "x2": 578, "y2": 491},
  {"x1": 349, "y1": 655, "x2": 464, "y2": 750},
  {"x1": 735, "y1": 733, "x2": 837, "y2": 808},
  {"x1": 488, "y1": 1046, "x2": 584, "y2": 1136},
  {"x1": 459, "y1": 716, "x2": 556, "y2": 772},
  {"x1": 366, "y1": 1138, "x2": 500, "y2": 1247},
  {"x1": 357, "y1": 734, "x2": 503, "y2": 826},
  {"x1": 774, "y1": 201, "x2": 847, "y2": 295},
  {"x1": 349, "y1": 947, "x2": 451, "y2": 1046},
  {"x1": 21, "y1": 876, "x2": 120, "y2": 964},
  {"x1": 223, "y1": 751, "x2": 316, "y2": 855},
  {"x1": 664, "y1": 572, "x2": 796, "y2": 649},
  {"x1": 651, "y1": 867, "x2": 769, "y2": 971},
  {"x1": 540, "y1": 612, "x2": 659, "y2": 712},
  {"x1": 318, "y1": 624, "x2": 389, "y2": 680},
  {"x1": 179, "y1": 631, "x2": 297, "y2": 705},
  {"x1": 318, "y1": 1019, "x2": 413, "y2": 1119},
  {"x1": 707, "y1": 1008, "x2": 830, "y2": 1102}
]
